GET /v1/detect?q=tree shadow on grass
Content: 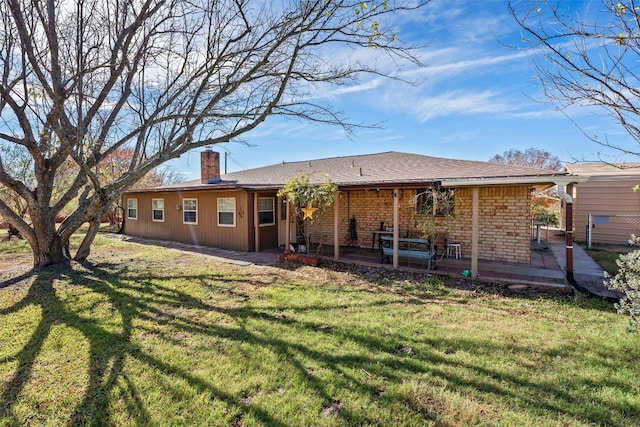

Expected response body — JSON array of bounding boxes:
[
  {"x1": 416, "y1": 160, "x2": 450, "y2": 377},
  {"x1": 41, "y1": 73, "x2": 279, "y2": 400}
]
[
  {"x1": 0, "y1": 260, "x2": 637, "y2": 426},
  {"x1": 0, "y1": 262, "x2": 290, "y2": 426}
]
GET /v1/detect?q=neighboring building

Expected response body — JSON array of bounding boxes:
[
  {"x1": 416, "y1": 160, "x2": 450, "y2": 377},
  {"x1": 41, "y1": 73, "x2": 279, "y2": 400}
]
[
  {"x1": 124, "y1": 150, "x2": 578, "y2": 273},
  {"x1": 564, "y1": 163, "x2": 640, "y2": 244}
]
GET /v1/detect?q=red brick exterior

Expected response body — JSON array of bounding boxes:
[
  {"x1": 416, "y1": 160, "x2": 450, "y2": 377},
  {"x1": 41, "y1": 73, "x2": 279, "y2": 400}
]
[
  {"x1": 201, "y1": 150, "x2": 220, "y2": 184},
  {"x1": 306, "y1": 185, "x2": 531, "y2": 262}
]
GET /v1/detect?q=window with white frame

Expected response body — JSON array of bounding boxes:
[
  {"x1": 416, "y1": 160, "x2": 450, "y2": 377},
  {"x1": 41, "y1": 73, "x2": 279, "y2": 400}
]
[
  {"x1": 127, "y1": 198, "x2": 138, "y2": 220},
  {"x1": 217, "y1": 197, "x2": 236, "y2": 227},
  {"x1": 258, "y1": 197, "x2": 275, "y2": 226},
  {"x1": 152, "y1": 198, "x2": 164, "y2": 222},
  {"x1": 183, "y1": 199, "x2": 197, "y2": 224}
]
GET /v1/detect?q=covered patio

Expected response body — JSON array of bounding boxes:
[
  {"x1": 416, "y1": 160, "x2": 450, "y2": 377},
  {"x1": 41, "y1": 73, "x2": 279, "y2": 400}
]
[
  {"x1": 307, "y1": 231, "x2": 567, "y2": 289},
  {"x1": 282, "y1": 178, "x2": 582, "y2": 284}
]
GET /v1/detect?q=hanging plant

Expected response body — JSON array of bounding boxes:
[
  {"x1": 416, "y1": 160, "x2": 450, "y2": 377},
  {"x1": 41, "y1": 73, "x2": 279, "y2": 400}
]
[
  {"x1": 278, "y1": 174, "x2": 337, "y2": 217},
  {"x1": 277, "y1": 174, "x2": 337, "y2": 256}
]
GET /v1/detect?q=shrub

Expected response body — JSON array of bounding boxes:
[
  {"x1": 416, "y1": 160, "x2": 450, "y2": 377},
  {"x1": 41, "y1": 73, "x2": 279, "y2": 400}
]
[
  {"x1": 606, "y1": 235, "x2": 640, "y2": 331},
  {"x1": 532, "y1": 207, "x2": 559, "y2": 227}
]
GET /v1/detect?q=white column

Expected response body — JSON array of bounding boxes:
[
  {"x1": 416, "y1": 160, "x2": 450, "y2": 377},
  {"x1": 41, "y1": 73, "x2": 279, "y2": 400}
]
[
  {"x1": 254, "y1": 193, "x2": 260, "y2": 252},
  {"x1": 285, "y1": 199, "x2": 291, "y2": 251}
]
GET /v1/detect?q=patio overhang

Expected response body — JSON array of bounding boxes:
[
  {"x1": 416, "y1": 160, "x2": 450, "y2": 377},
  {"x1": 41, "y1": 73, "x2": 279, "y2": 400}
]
[{"x1": 439, "y1": 175, "x2": 587, "y2": 188}]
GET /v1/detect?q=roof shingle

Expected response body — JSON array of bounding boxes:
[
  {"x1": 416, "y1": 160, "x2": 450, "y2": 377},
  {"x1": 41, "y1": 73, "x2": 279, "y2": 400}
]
[{"x1": 143, "y1": 151, "x2": 567, "y2": 191}]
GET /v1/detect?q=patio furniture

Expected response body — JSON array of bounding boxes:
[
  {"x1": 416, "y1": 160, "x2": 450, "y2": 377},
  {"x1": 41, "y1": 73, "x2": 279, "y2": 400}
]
[
  {"x1": 371, "y1": 230, "x2": 393, "y2": 252},
  {"x1": 379, "y1": 236, "x2": 437, "y2": 269},
  {"x1": 446, "y1": 242, "x2": 461, "y2": 259}
]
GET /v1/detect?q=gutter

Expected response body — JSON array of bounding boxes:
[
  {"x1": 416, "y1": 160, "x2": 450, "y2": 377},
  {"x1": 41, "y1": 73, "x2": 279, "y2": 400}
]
[{"x1": 440, "y1": 175, "x2": 587, "y2": 187}]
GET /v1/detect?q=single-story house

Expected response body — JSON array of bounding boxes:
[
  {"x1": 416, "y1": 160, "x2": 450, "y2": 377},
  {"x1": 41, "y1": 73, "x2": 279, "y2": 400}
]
[
  {"x1": 563, "y1": 163, "x2": 640, "y2": 245},
  {"x1": 124, "y1": 150, "x2": 582, "y2": 278}
]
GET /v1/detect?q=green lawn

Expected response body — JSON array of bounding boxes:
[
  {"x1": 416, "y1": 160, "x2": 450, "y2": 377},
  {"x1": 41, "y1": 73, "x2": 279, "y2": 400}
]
[
  {"x1": 582, "y1": 242, "x2": 635, "y2": 276},
  {"x1": 0, "y1": 235, "x2": 639, "y2": 426}
]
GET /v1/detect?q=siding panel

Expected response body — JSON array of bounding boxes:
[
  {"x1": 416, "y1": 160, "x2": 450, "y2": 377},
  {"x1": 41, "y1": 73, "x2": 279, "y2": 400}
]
[
  {"x1": 124, "y1": 190, "x2": 252, "y2": 251},
  {"x1": 573, "y1": 178, "x2": 640, "y2": 243}
]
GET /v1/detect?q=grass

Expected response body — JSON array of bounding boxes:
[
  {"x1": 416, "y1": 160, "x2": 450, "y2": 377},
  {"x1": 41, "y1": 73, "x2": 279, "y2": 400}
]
[
  {"x1": 581, "y1": 242, "x2": 636, "y2": 275},
  {"x1": 0, "y1": 234, "x2": 639, "y2": 426}
]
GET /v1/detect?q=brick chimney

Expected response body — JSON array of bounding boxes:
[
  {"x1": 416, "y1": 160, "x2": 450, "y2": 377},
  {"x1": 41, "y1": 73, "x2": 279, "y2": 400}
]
[{"x1": 201, "y1": 149, "x2": 220, "y2": 184}]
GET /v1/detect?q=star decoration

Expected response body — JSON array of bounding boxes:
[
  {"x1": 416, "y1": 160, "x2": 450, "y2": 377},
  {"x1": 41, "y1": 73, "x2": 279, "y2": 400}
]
[{"x1": 301, "y1": 204, "x2": 318, "y2": 220}]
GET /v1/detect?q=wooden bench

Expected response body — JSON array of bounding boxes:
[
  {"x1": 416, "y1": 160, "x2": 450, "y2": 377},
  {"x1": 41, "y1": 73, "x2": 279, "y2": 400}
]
[{"x1": 380, "y1": 236, "x2": 437, "y2": 269}]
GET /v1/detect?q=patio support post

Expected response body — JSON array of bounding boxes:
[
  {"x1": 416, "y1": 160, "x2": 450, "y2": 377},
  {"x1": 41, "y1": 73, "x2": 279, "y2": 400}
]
[
  {"x1": 558, "y1": 185, "x2": 574, "y2": 281},
  {"x1": 471, "y1": 187, "x2": 479, "y2": 279},
  {"x1": 334, "y1": 192, "x2": 340, "y2": 260},
  {"x1": 254, "y1": 193, "x2": 260, "y2": 252},
  {"x1": 566, "y1": 200, "x2": 574, "y2": 278},
  {"x1": 393, "y1": 188, "x2": 399, "y2": 269}
]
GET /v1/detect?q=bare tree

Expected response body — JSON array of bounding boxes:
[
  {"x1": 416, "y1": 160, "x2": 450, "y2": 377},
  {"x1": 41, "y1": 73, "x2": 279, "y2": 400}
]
[
  {"x1": 488, "y1": 147, "x2": 562, "y2": 170},
  {"x1": 489, "y1": 147, "x2": 562, "y2": 225},
  {"x1": 0, "y1": 0, "x2": 428, "y2": 269},
  {"x1": 99, "y1": 148, "x2": 183, "y2": 231},
  {"x1": 0, "y1": 144, "x2": 33, "y2": 237},
  {"x1": 509, "y1": 1, "x2": 640, "y2": 159}
]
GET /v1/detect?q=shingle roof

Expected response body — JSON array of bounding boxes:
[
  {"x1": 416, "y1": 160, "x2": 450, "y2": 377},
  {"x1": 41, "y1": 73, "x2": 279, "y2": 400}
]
[
  {"x1": 564, "y1": 162, "x2": 640, "y2": 176},
  {"x1": 145, "y1": 151, "x2": 569, "y2": 191}
]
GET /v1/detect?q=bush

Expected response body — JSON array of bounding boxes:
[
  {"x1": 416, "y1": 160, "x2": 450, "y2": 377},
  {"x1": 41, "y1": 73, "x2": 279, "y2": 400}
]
[
  {"x1": 532, "y1": 207, "x2": 559, "y2": 227},
  {"x1": 606, "y1": 235, "x2": 640, "y2": 331}
]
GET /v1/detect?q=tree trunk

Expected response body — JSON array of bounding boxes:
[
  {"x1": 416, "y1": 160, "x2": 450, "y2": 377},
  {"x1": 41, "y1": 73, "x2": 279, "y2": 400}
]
[
  {"x1": 74, "y1": 217, "x2": 101, "y2": 262},
  {"x1": 31, "y1": 228, "x2": 69, "y2": 270},
  {"x1": 26, "y1": 209, "x2": 70, "y2": 270}
]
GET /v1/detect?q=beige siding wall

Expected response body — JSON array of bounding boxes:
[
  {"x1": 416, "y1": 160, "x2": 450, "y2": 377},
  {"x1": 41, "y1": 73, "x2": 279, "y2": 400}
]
[
  {"x1": 124, "y1": 190, "x2": 252, "y2": 251},
  {"x1": 573, "y1": 178, "x2": 640, "y2": 244},
  {"x1": 307, "y1": 185, "x2": 532, "y2": 262}
]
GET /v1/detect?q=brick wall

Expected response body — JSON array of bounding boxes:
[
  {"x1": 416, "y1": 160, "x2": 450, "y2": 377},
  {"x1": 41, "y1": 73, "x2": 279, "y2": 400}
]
[
  {"x1": 201, "y1": 150, "x2": 220, "y2": 184},
  {"x1": 306, "y1": 185, "x2": 531, "y2": 262},
  {"x1": 453, "y1": 186, "x2": 531, "y2": 262}
]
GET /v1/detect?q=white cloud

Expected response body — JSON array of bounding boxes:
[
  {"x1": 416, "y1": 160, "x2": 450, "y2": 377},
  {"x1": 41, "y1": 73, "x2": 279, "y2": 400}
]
[
  {"x1": 411, "y1": 90, "x2": 510, "y2": 122},
  {"x1": 410, "y1": 49, "x2": 530, "y2": 80}
]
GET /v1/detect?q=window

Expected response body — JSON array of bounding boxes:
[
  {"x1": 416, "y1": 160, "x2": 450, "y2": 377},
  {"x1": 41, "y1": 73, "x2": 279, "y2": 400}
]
[
  {"x1": 217, "y1": 197, "x2": 236, "y2": 226},
  {"x1": 127, "y1": 198, "x2": 138, "y2": 220},
  {"x1": 152, "y1": 199, "x2": 164, "y2": 222},
  {"x1": 416, "y1": 188, "x2": 455, "y2": 216},
  {"x1": 258, "y1": 197, "x2": 275, "y2": 226},
  {"x1": 183, "y1": 199, "x2": 197, "y2": 224}
]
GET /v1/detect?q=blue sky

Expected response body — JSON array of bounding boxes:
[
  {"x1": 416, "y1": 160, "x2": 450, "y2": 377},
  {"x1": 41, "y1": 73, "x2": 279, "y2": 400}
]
[{"x1": 170, "y1": 0, "x2": 638, "y2": 178}]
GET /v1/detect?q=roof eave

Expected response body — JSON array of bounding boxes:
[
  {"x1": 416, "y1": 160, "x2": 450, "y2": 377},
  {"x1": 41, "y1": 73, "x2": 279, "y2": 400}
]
[
  {"x1": 126, "y1": 183, "x2": 242, "y2": 193},
  {"x1": 440, "y1": 175, "x2": 586, "y2": 187}
]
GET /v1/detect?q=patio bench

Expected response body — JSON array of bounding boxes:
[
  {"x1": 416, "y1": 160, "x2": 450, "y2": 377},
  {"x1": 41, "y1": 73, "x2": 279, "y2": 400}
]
[{"x1": 380, "y1": 236, "x2": 437, "y2": 270}]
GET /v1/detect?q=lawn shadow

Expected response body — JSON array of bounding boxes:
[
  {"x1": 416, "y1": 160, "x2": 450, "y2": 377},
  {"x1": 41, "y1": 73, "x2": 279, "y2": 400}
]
[
  {"x1": 0, "y1": 261, "x2": 289, "y2": 426},
  {"x1": 0, "y1": 259, "x2": 636, "y2": 426}
]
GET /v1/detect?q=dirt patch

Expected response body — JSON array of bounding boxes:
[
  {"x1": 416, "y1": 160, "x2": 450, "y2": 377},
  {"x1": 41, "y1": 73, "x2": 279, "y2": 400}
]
[{"x1": 278, "y1": 258, "x2": 573, "y2": 301}]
